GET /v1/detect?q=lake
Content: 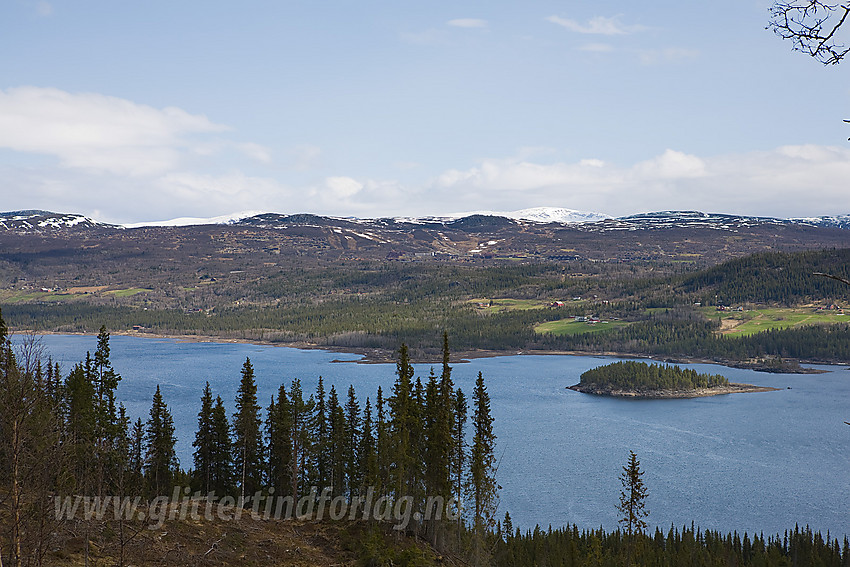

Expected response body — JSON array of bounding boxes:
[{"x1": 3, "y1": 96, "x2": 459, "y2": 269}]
[{"x1": 17, "y1": 333, "x2": 850, "y2": 538}]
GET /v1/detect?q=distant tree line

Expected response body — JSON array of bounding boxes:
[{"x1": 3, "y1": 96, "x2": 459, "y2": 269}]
[{"x1": 492, "y1": 523, "x2": 849, "y2": 567}]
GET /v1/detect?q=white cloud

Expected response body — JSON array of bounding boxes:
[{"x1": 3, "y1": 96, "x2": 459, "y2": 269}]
[
  {"x1": 580, "y1": 158, "x2": 605, "y2": 168},
  {"x1": 324, "y1": 176, "x2": 364, "y2": 198},
  {"x1": 546, "y1": 15, "x2": 646, "y2": 36},
  {"x1": 0, "y1": 87, "x2": 228, "y2": 175},
  {"x1": 424, "y1": 146, "x2": 850, "y2": 218},
  {"x1": 237, "y1": 142, "x2": 272, "y2": 163},
  {"x1": 4, "y1": 136, "x2": 850, "y2": 223},
  {"x1": 447, "y1": 19, "x2": 488, "y2": 29},
  {"x1": 634, "y1": 149, "x2": 706, "y2": 179}
]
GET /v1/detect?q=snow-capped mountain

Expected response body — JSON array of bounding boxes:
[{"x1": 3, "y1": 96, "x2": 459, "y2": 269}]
[
  {"x1": 498, "y1": 207, "x2": 612, "y2": 224},
  {"x1": 583, "y1": 211, "x2": 791, "y2": 232},
  {"x1": 391, "y1": 206, "x2": 611, "y2": 225},
  {"x1": 791, "y1": 214, "x2": 850, "y2": 230},
  {"x1": 121, "y1": 210, "x2": 266, "y2": 229},
  {"x1": 0, "y1": 210, "x2": 112, "y2": 231},
  {"x1": 4, "y1": 208, "x2": 850, "y2": 234}
]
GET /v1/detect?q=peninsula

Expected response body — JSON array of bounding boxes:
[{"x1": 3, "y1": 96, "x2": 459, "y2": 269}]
[{"x1": 568, "y1": 361, "x2": 778, "y2": 399}]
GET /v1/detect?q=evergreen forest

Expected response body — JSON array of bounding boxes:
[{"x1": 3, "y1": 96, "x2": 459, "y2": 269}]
[{"x1": 577, "y1": 361, "x2": 729, "y2": 392}]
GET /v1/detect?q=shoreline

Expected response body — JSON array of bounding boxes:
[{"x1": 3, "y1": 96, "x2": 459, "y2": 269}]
[
  {"x1": 567, "y1": 382, "x2": 781, "y2": 399},
  {"x1": 14, "y1": 328, "x2": 839, "y2": 372}
]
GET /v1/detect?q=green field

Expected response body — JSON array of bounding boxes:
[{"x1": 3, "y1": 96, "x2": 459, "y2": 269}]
[
  {"x1": 467, "y1": 298, "x2": 550, "y2": 313},
  {"x1": 0, "y1": 290, "x2": 75, "y2": 304},
  {"x1": 699, "y1": 306, "x2": 846, "y2": 336},
  {"x1": 534, "y1": 318, "x2": 630, "y2": 336}
]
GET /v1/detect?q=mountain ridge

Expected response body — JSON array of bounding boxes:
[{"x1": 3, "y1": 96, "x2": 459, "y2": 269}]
[{"x1": 3, "y1": 207, "x2": 850, "y2": 233}]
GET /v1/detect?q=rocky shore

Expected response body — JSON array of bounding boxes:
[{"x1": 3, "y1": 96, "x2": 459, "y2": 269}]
[{"x1": 567, "y1": 382, "x2": 780, "y2": 399}]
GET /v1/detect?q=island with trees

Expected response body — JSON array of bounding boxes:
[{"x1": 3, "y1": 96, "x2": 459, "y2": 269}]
[{"x1": 569, "y1": 360, "x2": 778, "y2": 399}]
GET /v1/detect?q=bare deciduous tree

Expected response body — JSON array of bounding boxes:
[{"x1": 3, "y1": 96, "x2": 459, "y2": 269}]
[{"x1": 769, "y1": 1, "x2": 850, "y2": 65}]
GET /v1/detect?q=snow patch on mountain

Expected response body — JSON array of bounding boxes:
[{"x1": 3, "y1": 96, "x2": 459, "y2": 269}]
[
  {"x1": 393, "y1": 206, "x2": 611, "y2": 225},
  {"x1": 0, "y1": 210, "x2": 111, "y2": 230},
  {"x1": 121, "y1": 210, "x2": 266, "y2": 228}
]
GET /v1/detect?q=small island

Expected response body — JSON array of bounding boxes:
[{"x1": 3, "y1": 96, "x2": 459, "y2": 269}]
[{"x1": 568, "y1": 361, "x2": 778, "y2": 399}]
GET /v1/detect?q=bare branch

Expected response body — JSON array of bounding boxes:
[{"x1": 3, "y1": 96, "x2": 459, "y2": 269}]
[
  {"x1": 769, "y1": 1, "x2": 850, "y2": 64},
  {"x1": 813, "y1": 271, "x2": 850, "y2": 286}
]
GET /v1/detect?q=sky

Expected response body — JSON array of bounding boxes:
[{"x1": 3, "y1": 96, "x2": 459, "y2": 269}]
[{"x1": 1, "y1": 0, "x2": 849, "y2": 223}]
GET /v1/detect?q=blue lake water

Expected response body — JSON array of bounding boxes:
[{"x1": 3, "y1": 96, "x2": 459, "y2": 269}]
[{"x1": 17, "y1": 333, "x2": 850, "y2": 538}]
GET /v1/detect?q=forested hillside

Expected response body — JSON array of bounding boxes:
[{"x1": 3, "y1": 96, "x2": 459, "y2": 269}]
[
  {"x1": 4, "y1": 247, "x2": 850, "y2": 363},
  {"x1": 677, "y1": 248, "x2": 850, "y2": 305}
]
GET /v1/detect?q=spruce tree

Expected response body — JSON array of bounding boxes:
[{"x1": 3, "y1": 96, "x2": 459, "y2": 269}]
[
  {"x1": 424, "y1": 368, "x2": 452, "y2": 546},
  {"x1": 452, "y1": 387, "x2": 467, "y2": 524},
  {"x1": 288, "y1": 378, "x2": 314, "y2": 500},
  {"x1": 266, "y1": 383, "x2": 293, "y2": 497},
  {"x1": 469, "y1": 371, "x2": 497, "y2": 567},
  {"x1": 359, "y1": 397, "x2": 378, "y2": 490},
  {"x1": 233, "y1": 357, "x2": 264, "y2": 501},
  {"x1": 192, "y1": 382, "x2": 215, "y2": 494},
  {"x1": 129, "y1": 418, "x2": 145, "y2": 492},
  {"x1": 375, "y1": 386, "x2": 389, "y2": 495},
  {"x1": 412, "y1": 376, "x2": 425, "y2": 504},
  {"x1": 64, "y1": 362, "x2": 97, "y2": 493},
  {"x1": 314, "y1": 377, "x2": 329, "y2": 490},
  {"x1": 209, "y1": 395, "x2": 232, "y2": 495},
  {"x1": 145, "y1": 385, "x2": 177, "y2": 496},
  {"x1": 93, "y1": 326, "x2": 121, "y2": 425},
  {"x1": 389, "y1": 343, "x2": 416, "y2": 498},
  {"x1": 344, "y1": 385, "x2": 361, "y2": 497},
  {"x1": 78, "y1": 328, "x2": 125, "y2": 497},
  {"x1": 618, "y1": 450, "x2": 649, "y2": 567},
  {"x1": 328, "y1": 386, "x2": 346, "y2": 496}
]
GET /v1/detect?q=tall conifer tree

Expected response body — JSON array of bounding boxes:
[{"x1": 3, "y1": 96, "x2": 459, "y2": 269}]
[
  {"x1": 344, "y1": 385, "x2": 361, "y2": 497},
  {"x1": 375, "y1": 386, "x2": 389, "y2": 495},
  {"x1": 359, "y1": 397, "x2": 378, "y2": 490},
  {"x1": 193, "y1": 382, "x2": 215, "y2": 494},
  {"x1": 145, "y1": 385, "x2": 177, "y2": 496},
  {"x1": 618, "y1": 450, "x2": 649, "y2": 567},
  {"x1": 288, "y1": 378, "x2": 314, "y2": 500},
  {"x1": 233, "y1": 358, "x2": 264, "y2": 500},
  {"x1": 64, "y1": 362, "x2": 97, "y2": 493},
  {"x1": 314, "y1": 376, "x2": 329, "y2": 490},
  {"x1": 452, "y1": 387, "x2": 467, "y2": 524},
  {"x1": 266, "y1": 383, "x2": 293, "y2": 497},
  {"x1": 389, "y1": 344, "x2": 416, "y2": 498},
  {"x1": 209, "y1": 395, "x2": 232, "y2": 495},
  {"x1": 469, "y1": 371, "x2": 497, "y2": 567},
  {"x1": 328, "y1": 386, "x2": 346, "y2": 496}
]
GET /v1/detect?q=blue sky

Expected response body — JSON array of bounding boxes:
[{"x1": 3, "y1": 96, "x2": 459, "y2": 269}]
[{"x1": 1, "y1": 0, "x2": 848, "y2": 223}]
